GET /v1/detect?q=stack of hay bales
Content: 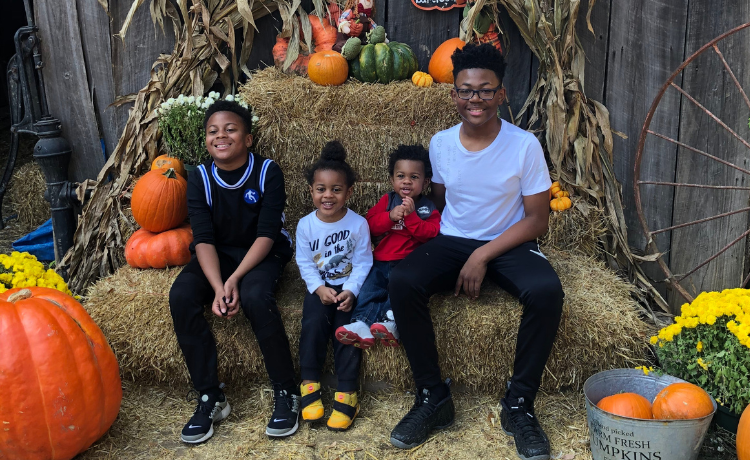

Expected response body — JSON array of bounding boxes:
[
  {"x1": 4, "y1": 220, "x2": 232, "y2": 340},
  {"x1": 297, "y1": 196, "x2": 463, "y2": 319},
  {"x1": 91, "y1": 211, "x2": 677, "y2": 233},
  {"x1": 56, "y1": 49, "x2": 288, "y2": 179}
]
[{"x1": 85, "y1": 249, "x2": 652, "y2": 392}]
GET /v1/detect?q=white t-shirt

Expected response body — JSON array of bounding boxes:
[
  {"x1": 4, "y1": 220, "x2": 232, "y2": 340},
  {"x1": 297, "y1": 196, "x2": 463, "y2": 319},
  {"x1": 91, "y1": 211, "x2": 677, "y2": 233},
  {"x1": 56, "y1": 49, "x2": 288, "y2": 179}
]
[
  {"x1": 295, "y1": 208, "x2": 373, "y2": 297},
  {"x1": 430, "y1": 121, "x2": 552, "y2": 241}
]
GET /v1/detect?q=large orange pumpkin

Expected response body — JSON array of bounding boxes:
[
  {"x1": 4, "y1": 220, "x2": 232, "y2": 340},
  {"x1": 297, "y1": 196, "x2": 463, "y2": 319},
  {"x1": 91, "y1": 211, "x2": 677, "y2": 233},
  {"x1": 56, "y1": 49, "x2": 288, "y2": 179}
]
[
  {"x1": 597, "y1": 393, "x2": 653, "y2": 419},
  {"x1": 428, "y1": 37, "x2": 466, "y2": 84},
  {"x1": 151, "y1": 154, "x2": 186, "y2": 178},
  {"x1": 308, "y1": 51, "x2": 349, "y2": 86},
  {"x1": 125, "y1": 224, "x2": 193, "y2": 269},
  {"x1": 131, "y1": 167, "x2": 188, "y2": 233},
  {"x1": 652, "y1": 382, "x2": 714, "y2": 420},
  {"x1": 273, "y1": 15, "x2": 338, "y2": 76},
  {"x1": 738, "y1": 405, "x2": 750, "y2": 460},
  {"x1": 0, "y1": 288, "x2": 122, "y2": 460}
]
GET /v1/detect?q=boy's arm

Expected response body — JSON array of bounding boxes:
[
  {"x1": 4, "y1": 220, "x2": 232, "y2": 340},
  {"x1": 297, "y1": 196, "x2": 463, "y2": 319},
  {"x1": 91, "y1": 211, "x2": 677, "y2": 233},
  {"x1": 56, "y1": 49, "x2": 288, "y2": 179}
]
[
  {"x1": 366, "y1": 195, "x2": 394, "y2": 235},
  {"x1": 342, "y1": 220, "x2": 374, "y2": 297},
  {"x1": 455, "y1": 191, "x2": 550, "y2": 299},
  {"x1": 295, "y1": 224, "x2": 325, "y2": 294},
  {"x1": 426, "y1": 183, "x2": 446, "y2": 213},
  {"x1": 194, "y1": 243, "x2": 230, "y2": 317},
  {"x1": 402, "y1": 209, "x2": 440, "y2": 242}
]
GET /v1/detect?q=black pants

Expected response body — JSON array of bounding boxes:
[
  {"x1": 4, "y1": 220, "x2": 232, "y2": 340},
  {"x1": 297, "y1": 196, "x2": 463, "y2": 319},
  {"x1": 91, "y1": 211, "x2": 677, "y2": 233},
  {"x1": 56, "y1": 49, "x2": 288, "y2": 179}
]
[
  {"x1": 169, "y1": 247, "x2": 296, "y2": 392},
  {"x1": 389, "y1": 235, "x2": 564, "y2": 403},
  {"x1": 298, "y1": 286, "x2": 362, "y2": 392}
]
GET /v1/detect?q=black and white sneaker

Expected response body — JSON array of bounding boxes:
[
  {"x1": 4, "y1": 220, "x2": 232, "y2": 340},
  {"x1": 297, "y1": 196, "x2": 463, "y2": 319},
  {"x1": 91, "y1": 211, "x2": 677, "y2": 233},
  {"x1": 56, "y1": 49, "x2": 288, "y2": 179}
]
[
  {"x1": 389, "y1": 379, "x2": 455, "y2": 449},
  {"x1": 500, "y1": 395, "x2": 550, "y2": 460},
  {"x1": 266, "y1": 387, "x2": 301, "y2": 437},
  {"x1": 180, "y1": 390, "x2": 231, "y2": 444}
]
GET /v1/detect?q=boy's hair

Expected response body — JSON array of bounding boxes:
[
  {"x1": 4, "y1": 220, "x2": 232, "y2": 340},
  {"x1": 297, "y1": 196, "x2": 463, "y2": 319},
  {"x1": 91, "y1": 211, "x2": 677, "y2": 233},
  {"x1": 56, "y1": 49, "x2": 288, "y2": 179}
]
[
  {"x1": 304, "y1": 140, "x2": 358, "y2": 187},
  {"x1": 451, "y1": 43, "x2": 506, "y2": 85},
  {"x1": 203, "y1": 100, "x2": 253, "y2": 133},
  {"x1": 388, "y1": 144, "x2": 432, "y2": 179}
]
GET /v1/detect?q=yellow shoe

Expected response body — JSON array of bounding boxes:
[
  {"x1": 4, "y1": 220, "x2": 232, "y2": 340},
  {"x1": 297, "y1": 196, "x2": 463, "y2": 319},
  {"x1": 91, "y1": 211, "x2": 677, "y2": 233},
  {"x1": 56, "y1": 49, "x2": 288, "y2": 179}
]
[
  {"x1": 300, "y1": 382, "x2": 324, "y2": 421},
  {"x1": 327, "y1": 392, "x2": 359, "y2": 431}
]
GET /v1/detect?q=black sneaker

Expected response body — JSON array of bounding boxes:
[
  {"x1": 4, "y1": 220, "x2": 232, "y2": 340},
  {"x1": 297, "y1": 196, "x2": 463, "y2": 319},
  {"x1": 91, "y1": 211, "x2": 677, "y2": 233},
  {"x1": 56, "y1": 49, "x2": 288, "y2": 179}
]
[
  {"x1": 180, "y1": 390, "x2": 231, "y2": 444},
  {"x1": 500, "y1": 396, "x2": 550, "y2": 460},
  {"x1": 266, "y1": 387, "x2": 301, "y2": 437},
  {"x1": 389, "y1": 379, "x2": 455, "y2": 449}
]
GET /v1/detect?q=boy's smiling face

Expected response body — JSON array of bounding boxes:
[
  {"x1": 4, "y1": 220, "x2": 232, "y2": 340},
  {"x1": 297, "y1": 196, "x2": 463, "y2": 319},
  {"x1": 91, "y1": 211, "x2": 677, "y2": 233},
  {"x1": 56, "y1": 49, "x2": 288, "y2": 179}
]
[
  {"x1": 451, "y1": 68, "x2": 505, "y2": 130},
  {"x1": 391, "y1": 159, "x2": 429, "y2": 199},
  {"x1": 205, "y1": 111, "x2": 253, "y2": 169}
]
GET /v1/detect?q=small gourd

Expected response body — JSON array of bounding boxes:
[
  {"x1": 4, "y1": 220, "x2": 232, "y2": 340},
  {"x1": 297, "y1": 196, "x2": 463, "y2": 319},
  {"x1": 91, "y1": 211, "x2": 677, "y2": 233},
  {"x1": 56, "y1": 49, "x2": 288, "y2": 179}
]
[
  {"x1": 367, "y1": 25, "x2": 386, "y2": 44},
  {"x1": 412, "y1": 71, "x2": 433, "y2": 87},
  {"x1": 550, "y1": 196, "x2": 572, "y2": 212},
  {"x1": 550, "y1": 181, "x2": 562, "y2": 197},
  {"x1": 341, "y1": 37, "x2": 363, "y2": 60}
]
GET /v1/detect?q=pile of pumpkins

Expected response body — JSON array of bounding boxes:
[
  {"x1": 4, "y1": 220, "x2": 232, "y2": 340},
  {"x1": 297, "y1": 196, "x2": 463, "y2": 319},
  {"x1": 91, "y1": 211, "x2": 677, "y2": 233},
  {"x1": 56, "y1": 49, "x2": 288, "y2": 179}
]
[
  {"x1": 597, "y1": 382, "x2": 714, "y2": 420},
  {"x1": 125, "y1": 155, "x2": 193, "y2": 269},
  {"x1": 549, "y1": 181, "x2": 572, "y2": 211}
]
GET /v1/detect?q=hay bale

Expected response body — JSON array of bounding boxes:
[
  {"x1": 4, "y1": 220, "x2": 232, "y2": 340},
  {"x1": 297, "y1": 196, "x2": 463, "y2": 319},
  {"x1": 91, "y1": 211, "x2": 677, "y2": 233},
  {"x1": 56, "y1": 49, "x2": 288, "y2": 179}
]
[
  {"x1": 540, "y1": 199, "x2": 607, "y2": 256},
  {"x1": 8, "y1": 162, "x2": 49, "y2": 231},
  {"x1": 85, "y1": 249, "x2": 651, "y2": 392},
  {"x1": 240, "y1": 68, "x2": 461, "y2": 236}
]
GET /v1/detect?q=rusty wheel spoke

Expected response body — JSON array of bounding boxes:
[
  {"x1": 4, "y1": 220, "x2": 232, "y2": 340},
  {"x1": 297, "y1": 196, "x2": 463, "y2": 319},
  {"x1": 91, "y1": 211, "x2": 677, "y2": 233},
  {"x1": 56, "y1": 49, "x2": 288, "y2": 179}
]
[
  {"x1": 713, "y1": 44, "x2": 750, "y2": 112},
  {"x1": 676, "y1": 228, "x2": 750, "y2": 283},
  {"x1": 647, "y1": 130, "x2": 750, "y2": 175},
  {"x1": 637, "y1": 181, "x2": 750, "y2": 190},
  {"x1": 650, "y1": 207, "x2": 750, "y2": 236}
]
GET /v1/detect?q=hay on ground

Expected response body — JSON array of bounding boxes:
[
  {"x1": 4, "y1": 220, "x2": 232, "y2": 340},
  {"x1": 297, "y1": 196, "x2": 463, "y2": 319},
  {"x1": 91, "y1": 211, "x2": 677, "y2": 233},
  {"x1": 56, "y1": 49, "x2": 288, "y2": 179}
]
[
  {"x1": 8, "y1": 162, "x2": 49, "y2": 231},
  {"x1": 240, "y1": 68, "x2": 461, "y2": 237},
  {"x1": 85, "y1": 249, "x2": 652, "y2": 393}
]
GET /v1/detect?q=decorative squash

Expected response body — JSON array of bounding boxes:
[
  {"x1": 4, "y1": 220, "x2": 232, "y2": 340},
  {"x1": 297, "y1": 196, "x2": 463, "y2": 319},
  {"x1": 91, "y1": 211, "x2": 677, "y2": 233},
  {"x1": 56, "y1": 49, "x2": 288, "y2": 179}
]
[
  {"x1": 428, "y1": 37, "x2": 466, "y2": 84},
  {"x1": 0, "y1": 287, "x2": 122, "y2": 460},
  {"x1": 554, "y1": 190, "x2": 570, "y2": 198},
  {"x1": 151, "y1": 154, "x2": 186, "y2": 178},
  {"x1": 597, "y1": 393, "x2": 653, "y2": 419},
  {"x1": 652, "y1": 382, "x2": 714, "y2": 420},
  {"x1": 341, "y1": 37, "x2": 362, "y2": 60},
  {"x1": 367, "y1": 25, "x2": 386, "y2": 44},
  {"x1": 273, "y1": 15, "x2": 338, "y2": 76},
  {"x1": 351, "y1": 41, "x2": 418, "y2": 83},
  {"x1": 412, "y1": 71, "x2": 433, "y2": 87},
  {"x1": 131, "y1": 167, "x2": 188, "y2": 233},
  {"x1": 125, "y1": 224, "x2": 193, "y2": 269},
  {"x1": 550, "y1": 181, "x2": 562, "y2": 197},
  {"x1": 550, "y1": 196, "x2": 572, "y2": 211},
  {"x1": 308, "y1": 51, "x2": 350, "y2": 86},
  {"x1": 738, "y1": 404, "x2": 750, "y2": 460}
]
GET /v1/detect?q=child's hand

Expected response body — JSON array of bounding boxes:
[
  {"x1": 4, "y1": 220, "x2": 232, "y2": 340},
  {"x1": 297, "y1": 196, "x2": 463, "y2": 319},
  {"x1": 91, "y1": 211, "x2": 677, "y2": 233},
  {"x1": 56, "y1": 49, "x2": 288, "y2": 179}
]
[
  {"x1": 222, "y1": 276, "x2": 241, "y2": 317},
  {"x1": 315, "y1": 285, "x2": 339, "y2": 305},
  {"x1": 401, "y1": 197, "x2": 415, "y2": 216},
  {"x1": 336, "y1": 290, "x2": 355, "y2": 312},
  {"x1": 390, "y1": 206, "x2": 405, "y2": 222}
]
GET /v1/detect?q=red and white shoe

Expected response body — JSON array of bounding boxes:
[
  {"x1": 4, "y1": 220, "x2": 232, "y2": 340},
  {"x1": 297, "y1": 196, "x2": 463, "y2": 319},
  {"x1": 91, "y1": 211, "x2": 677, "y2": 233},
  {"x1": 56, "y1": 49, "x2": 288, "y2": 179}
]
[
  {"x1": 370, "y1": 320, "x2": 399, "y2": 347},
  {"x1": 335, "y1": 321, "x2": 376, "y2": 349}
]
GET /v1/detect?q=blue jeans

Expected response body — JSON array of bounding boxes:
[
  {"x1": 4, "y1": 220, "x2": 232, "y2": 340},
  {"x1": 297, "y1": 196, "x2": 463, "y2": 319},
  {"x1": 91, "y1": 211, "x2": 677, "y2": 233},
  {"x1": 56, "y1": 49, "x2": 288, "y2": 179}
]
[{"x1": 351, "y1": 260, "x2": 398, "y2": 325}]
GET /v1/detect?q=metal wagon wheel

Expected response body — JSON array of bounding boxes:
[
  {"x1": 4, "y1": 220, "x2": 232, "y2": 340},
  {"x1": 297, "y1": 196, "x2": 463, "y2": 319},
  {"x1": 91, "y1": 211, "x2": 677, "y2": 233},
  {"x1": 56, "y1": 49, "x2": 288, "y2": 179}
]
[{"x1": 635, "y1": 22, "x2": 750, "y2": 304}]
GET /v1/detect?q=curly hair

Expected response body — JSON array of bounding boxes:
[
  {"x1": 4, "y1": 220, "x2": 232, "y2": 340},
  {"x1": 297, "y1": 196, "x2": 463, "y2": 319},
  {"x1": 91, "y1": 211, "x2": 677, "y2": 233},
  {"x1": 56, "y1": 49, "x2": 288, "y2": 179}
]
[
  {"x1": 388, "y1": 144, "x2": 432, "y2": 179},
  {"x1": 203, "y1": 100, "x2": 253, "y2": 134},
  {"x1": 304, "y1": 140, "x2": 359, "y2": 187},
  {"x1": 451, "y1": 43, "x2": 506, "y2": 85}
]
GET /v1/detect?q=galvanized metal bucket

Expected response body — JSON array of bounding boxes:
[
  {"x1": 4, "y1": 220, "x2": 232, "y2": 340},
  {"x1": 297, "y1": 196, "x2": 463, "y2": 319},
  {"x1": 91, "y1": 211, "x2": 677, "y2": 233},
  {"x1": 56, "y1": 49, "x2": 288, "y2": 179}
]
[{"x1": 583, "y1": 369, "x2": 716, "y2": 460}]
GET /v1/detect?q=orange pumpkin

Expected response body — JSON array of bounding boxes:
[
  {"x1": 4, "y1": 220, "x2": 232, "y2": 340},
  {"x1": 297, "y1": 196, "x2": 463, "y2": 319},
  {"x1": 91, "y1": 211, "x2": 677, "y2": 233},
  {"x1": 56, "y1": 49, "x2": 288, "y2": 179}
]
[
  {"x1": 738, "y1": 405, "x2": 750, "y2": 460},
  {"x1": 412, "y1": 71, "x2": 434, "y2": 87},
  {"x1": 131, "y1": 167, "x2": 188, "y2": 233},
  {"x1": 428, "y1": 37, "x2": 466, "y2": 84},
  {"x1": 125, "y1": 224, "x2": 193, "y2": 269},
  {"x1": 308, "y1": 51, "x2": 349, "y2": 86},
  {"x1": 652, "y1": 382, "x2": 714, "y2": 420},
  {"x1": 273, "y1": 15, "x2": 338, "y2": 76},
  {"x1": 550, "y1": 196, "x2": 572, "y2": 211},
  {"x1": 0, "y1": 288, "x2": 122, "y2": 460},
  {"x1": 151, "y1": 154, "x2": 186, "y2": 178},
  {"x1": 597, "y1": 393, "x2": 653, "y2": 419}
]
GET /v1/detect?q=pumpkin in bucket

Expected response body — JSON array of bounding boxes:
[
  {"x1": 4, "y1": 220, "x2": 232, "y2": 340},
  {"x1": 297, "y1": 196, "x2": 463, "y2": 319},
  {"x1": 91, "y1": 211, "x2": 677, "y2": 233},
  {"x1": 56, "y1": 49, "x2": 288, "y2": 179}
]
[
  {"x1": 597, "y1": 393, "x2": 653, "y2": 419},
  {"x1": 652, "y1": 382, "x2": 714, "y2": 420},
  {"x1": 0, "y1": 288, "x2": 122, "y2": 459}
]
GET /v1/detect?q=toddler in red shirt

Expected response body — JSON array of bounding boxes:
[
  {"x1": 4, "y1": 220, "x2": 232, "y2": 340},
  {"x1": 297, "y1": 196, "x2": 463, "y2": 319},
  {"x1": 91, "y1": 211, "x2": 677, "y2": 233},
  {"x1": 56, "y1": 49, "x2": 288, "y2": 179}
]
[{"x1": 335, "y1": 145, "x2": 440, "y2": 348}]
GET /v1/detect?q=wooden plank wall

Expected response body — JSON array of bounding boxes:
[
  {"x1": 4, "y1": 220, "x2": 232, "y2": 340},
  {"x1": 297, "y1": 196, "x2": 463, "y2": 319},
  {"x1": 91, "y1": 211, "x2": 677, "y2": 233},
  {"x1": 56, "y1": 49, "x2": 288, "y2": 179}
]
[{"x1": 34, "y1": 0, "x2": 750, "y2": 311}]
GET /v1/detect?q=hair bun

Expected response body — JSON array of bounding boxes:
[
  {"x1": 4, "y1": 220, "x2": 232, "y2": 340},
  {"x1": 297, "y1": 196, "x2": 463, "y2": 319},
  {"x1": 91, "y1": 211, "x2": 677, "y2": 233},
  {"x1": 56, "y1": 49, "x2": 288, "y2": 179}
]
[{"x1": 321, "y1": 140, "x2": 347, "y2": 162}]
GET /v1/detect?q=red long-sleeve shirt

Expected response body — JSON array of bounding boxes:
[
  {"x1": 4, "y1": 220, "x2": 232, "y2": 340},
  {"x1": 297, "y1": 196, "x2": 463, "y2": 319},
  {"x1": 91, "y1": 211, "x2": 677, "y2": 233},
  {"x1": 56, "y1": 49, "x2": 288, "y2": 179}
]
[{"x1": 366, "y1": 192, "x2": 440, "y2": 262}]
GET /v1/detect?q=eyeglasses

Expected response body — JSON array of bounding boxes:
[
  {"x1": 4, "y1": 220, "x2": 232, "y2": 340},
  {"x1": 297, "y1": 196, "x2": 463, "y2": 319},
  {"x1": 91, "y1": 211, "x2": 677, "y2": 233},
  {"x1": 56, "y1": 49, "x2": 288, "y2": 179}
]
[{"x1": 453, "y1": 85, "x2": 503, "y2": 101}]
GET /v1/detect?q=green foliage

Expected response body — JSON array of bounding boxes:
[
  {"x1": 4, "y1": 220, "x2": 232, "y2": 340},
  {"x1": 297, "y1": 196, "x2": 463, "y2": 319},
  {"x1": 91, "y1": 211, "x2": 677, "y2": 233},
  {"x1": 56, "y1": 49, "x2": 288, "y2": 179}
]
[{"x1": 157, "y1": 95, "x2": 211, "y2": 165}]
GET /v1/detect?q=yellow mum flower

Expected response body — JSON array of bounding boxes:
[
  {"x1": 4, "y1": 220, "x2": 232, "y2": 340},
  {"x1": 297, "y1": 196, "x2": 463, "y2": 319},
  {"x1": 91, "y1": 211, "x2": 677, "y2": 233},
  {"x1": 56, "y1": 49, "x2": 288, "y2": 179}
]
[
  {"x1": 696, "y1": 341, "x2": 703, "y2": 352},
  {"x1": 650, "y1": 336, "x2": 658, "y2": 345},
  {"x1": 697, "y1": 358, "x2": 709, "y2": 370}
]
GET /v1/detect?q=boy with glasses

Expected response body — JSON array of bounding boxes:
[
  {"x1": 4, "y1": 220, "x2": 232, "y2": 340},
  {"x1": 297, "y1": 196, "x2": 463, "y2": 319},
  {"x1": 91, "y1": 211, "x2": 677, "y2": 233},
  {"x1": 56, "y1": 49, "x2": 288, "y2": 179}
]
[{"x1": 387, "y1": 43, "x2": 563, "y2": 460}]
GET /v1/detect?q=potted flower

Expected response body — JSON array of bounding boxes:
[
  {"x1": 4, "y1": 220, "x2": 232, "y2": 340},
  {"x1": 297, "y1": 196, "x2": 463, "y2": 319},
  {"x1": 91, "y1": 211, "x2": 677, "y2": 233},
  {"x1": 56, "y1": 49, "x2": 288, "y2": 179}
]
[
  {"x1": 156, "y1": 92, "x2": 255, "y2": 169},
  {"x1": 651, "y1": 288, "x2": 750, "y2": 433}
]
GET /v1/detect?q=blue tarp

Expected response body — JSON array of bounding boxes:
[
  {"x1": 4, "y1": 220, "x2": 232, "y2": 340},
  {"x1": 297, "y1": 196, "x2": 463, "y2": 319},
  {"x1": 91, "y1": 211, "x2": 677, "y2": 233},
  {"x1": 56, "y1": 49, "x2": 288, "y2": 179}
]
[{"x1": 12, "y1": 219, "x2": 54, "y2": 261}]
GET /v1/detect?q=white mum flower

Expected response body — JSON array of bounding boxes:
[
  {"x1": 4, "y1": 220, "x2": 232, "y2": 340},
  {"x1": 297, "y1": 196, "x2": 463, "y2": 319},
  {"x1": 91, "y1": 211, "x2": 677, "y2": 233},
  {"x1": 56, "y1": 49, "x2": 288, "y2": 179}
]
[
  {"x1": 166, "y1": 97, "x2": 175, "y2": 105},
  {"x1": 252, "y1": 115, "x2": 259, "y2": 123},
  {"x1": 209, "y1": 91, "x2": 220, "y2": 99},
  {"x1": 225, "y1": 94, "x2": 235, "y2": 102},
  {"x1": 187, "y1": 96, "x2": 195, "y2": 104},
  {"x1": 177, "y1": 95, "x2": 185, "y2": 103}
]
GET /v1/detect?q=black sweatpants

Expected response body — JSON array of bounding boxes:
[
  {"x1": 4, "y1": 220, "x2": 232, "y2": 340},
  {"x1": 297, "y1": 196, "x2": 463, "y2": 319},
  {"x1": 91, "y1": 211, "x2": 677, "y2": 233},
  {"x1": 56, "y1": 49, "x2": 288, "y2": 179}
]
[
  {"x1": 299, "y1": 285, "x2": 362, "y2": 392},
  {"x1": 389, "y1": 235, "x2": 564, "y2": 403},
  {"x1": 169, "y1": 247, "x2": 296, "y2": 392}
]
